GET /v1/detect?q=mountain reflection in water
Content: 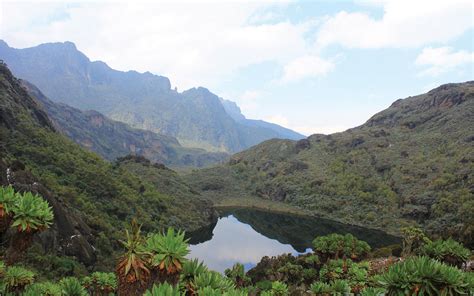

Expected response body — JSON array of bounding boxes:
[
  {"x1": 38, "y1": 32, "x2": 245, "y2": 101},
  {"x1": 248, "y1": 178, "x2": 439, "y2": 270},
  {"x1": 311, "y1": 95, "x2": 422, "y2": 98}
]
[{"x1": 188, "y1": 208, "x2": 400, "y2": 272}]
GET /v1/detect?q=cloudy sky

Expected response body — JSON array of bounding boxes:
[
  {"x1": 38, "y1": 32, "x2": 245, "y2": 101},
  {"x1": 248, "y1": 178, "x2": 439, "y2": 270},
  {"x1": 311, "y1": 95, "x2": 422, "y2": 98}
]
[{"x1": 1, "y1": 0, "x2": 473, "y2": 135}]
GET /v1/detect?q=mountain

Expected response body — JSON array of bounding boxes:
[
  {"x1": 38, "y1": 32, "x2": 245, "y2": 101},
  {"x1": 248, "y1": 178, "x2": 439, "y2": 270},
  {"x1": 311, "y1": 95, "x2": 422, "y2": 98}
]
[
  {"x1": 0, "y1": 62, "x2": 216, "y2": 270},
  {"x1": 0, "y1": 40, "x2": 304, "y2": 153},
  {"x1": 21, "y1": 80, "x2": 228, "y2": 168},
  {"x1": 187, "y1": 82, "x2": 474, "y2": 247}
]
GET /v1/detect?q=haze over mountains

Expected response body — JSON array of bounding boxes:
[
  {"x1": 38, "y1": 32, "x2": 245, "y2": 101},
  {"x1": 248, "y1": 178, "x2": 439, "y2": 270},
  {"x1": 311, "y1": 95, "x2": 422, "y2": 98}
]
[
  {"x1": 22, "y1": 80, "x2": 229, "y2": 168},
  {"x1": 0, "y1": 40, "x2": 304, "y2": 153}
]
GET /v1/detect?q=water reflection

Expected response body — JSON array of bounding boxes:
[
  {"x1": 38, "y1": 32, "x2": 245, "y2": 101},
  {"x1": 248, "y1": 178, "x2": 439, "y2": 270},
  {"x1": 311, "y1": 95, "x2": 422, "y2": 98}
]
[
  {"x1": 188, "y1": 208, "x2": 400, "y2": 272},
  {"x1": 189, "y1": 215, "x2": 300, "y2": 272}
]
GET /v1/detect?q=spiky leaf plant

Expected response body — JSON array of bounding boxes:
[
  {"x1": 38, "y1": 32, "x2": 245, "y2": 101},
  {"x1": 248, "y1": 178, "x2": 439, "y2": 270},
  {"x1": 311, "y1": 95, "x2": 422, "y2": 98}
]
[
  {"x1": 225, "y1": 262, "x2": 250, "y2": 288},
  {"x1": 22, "y1": 281, "x2": 62, "y2": 296},
  {"x1": 90, "y1": 272, "x2": 117, "y2": 295},
  {"x1": 143, "y1": 283, "x2": 181, "y2": 296},
  {"x1": 145, "y1": 228, "x2": 189, "y2": 285},
  {"x1": 0, "y1": 186, "x2": 17, "y2": 232},
  {"x1": 330, "y1": 279, "x2": 351, "y2": 295},
  {"x1": 4, "y1": 191, "x2": 54, "y2": 264},
  {"x1": 359, "y1": 287, "x2": 386, "y2": 296},
  {"x1": 3, "y1": 266, "x2": 35, "y2": 294},
  {"x1": 421, "y1": 238, "x2": 471, "y2": 268},
  {"x1": 59, "y1": 277, "x2": 88, "y2": 296},
  {"x1": 377, "y1": 256, "x2": 471, "y2": 295},
  {"x1": 116, "y1": 219, "x2": 150, "y2": 295},
  {"x1": 309, "y1": 281, "x2": 332, "y2": 295},
  {"x1": 179, "y1": 258, "x2": 208, "y2": 294},
  {"x1": 192, "y1": 270, "x2": 235, "y2": 292},
  {"x1": 271, "y1": 281, "x2": 289, "y2": 296}
]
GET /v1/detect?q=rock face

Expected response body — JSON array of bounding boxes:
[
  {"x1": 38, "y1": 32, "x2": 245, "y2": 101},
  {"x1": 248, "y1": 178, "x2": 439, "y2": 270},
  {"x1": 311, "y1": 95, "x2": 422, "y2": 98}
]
[
  {"x1": 0, "y1": 159, "x2": 97, "y2": 266},
  {"x1": 21, "y1": 80, "x2": 229, "y2": 168},
  {"x1": 0, "y1": 40, "x2": 304, "y2": 153}
]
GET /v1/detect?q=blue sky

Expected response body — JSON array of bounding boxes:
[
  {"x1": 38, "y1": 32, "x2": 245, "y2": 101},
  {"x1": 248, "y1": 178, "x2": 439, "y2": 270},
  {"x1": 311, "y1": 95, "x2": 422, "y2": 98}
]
[{"x1": 1, "y1": 0, "x2": 473, "y2": 135}]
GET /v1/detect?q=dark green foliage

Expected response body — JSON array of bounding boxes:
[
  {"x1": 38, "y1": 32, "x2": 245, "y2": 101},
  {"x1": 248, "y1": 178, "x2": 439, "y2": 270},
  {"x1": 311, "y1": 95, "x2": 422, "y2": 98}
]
[
  {"x1": 376, "y1": 256, "x2": 472, "y2": 295},
  {"x1": 22, "y1": 281, "x2": 62, "y2": 296},
  {"x1": 401, "y1": 226, "x2": 431, "y2": 257},
  {"x1": 144, "y1": 283, "x2": 181, "y2": 296},
  {"x1": 59, "y1": 277, "x2": 88, "y2": 296},
  {"x1": 225, "y1": 263, "x2": 250, "y2": 288},
  {"x1": 312, "y1": 233, "x2": 371, "y2": 262},
  {"x1": 420, "y1": 238, "x2": 471, "y2": 268},
  {"x1": 82, "y1": 272, "x2": 117, "y2": 295},
  {"x1": 3, "y1": 266, "x2": 35, "y2": 293},
  {"x1": 0, "y1": 63, "x2": 215, "y2": 270},
  {"x1": 187, "y1": 82, "x2": 474, "y2": 247},
  {"x1": 270, "y1": 280, "x2": 289, "y2": 296}
]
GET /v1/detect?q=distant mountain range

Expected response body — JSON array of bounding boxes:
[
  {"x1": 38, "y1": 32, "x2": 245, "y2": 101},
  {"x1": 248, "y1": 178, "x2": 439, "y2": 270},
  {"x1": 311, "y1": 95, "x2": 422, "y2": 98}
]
[
  {"x1": 0, "y1": 40, "x2": 304, "y2": 153},
  {"x1": 22, "y1": 80, "x2": 228, "y2": 168}
]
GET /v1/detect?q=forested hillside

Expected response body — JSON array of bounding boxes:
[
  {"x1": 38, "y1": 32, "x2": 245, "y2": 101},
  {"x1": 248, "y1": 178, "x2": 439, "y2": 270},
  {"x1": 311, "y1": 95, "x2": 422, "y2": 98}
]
[
  {"x1": 187, "y1": 82, "x2": 474, "y2": 247},
  {"x1": 0, "y1": 63, "x2": 216, "y2": 271}
]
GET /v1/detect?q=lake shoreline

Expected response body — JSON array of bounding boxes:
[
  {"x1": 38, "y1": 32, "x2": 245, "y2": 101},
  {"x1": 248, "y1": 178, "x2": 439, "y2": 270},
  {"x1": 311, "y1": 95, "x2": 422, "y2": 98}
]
[{"x1": 213, "y1": 197, "x2": 402, "y2": 239}]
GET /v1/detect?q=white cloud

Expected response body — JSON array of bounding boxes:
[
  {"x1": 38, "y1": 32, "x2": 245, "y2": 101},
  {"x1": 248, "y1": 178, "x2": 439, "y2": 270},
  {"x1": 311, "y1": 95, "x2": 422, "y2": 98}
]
[
  {"x1": 316, "y1": 0, "x2": 473, "y2": 49},
  {"x1": 237, "y1": 90, "x2": 263, "y2": 114},
  {"x1": 415, "y1": 46, "x2": 474, "y2": 76},
  {"x1": 263, "y1": 114, "x2": 289, "y2": 127},
  {"x1": 0, "y1": 1, "x2": 315, "y2": 90},
  {"x1": 280, "y1": 55, "x2": 334, "y2": 83}
]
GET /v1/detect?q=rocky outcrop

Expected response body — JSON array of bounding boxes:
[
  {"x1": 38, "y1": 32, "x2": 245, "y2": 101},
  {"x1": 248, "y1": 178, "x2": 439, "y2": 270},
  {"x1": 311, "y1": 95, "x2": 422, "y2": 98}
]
[{"x1": 0, "y1": 158, "x2": 97, "y2": 266}]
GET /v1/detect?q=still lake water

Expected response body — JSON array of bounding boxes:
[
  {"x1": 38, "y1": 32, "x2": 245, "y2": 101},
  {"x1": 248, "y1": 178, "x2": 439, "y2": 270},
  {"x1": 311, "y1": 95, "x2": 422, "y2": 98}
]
[{"x1": 187, "y1": 208, "x2": 400, "y2": 272}]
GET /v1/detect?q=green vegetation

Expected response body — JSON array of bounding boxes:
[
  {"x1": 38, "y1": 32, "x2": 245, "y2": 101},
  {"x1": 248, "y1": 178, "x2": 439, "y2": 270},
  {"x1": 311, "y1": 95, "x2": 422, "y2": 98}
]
[
  {"x1": 0, "y1": 187, "x2": 54, "y2": 265},
  {"x1": 187, "y1": 81, "x2": 474, "y2": 248},
  {"x1": 376, "y1": 256, "x2": 472, "y2": 295},
  {"x1": 421, "y1": 238, "x2": 471, "y2": 268},
  {"x1": 312, "y1": 233, "x2": 371, "y2": 262},
  {"x1": 0, "y1": 62, "x2": 216, "y2": 270},
  {"x1": 1, "y1": 230, "x2": 472, "y2": 295}
]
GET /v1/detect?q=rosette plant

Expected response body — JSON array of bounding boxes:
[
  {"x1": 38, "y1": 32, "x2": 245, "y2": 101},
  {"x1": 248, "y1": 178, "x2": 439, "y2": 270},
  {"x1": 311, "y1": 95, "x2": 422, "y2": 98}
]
[
  {"x1": 116, "y1": 219, "x2": 150, "y2": 296},
  {"x1": 145, "y1": 228, "x2": 190, "y2": 285},
  {"x1": 0, "y1": 186, "x2": 17, "y2": 233},
  {"x1": 4, "y1": 190, "x2": 54, "y2": 265}
]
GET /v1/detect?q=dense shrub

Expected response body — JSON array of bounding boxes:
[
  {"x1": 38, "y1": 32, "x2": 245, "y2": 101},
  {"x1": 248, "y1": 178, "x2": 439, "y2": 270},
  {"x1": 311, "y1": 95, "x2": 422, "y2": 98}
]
[
  {"x1": 312, "y1": 233, "x2": 371, "y2": 262},
  {"x1": 420, "y1": 238, "x2": 471, "y2": 267},
  {"x1": 376, "y1": 256, "x2": 472, "y2": 295}
]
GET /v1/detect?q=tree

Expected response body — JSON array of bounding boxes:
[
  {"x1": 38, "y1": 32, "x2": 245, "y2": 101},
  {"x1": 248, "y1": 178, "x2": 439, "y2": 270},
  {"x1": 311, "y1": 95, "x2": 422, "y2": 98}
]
[
  {"x1": 116, "y1": 219, "x2": 150, "y2": 296},
  {"x1": 3, "y1": 188, "x2": 54, "y2": 265},
  {"x1": 144, "y1": 228, "x2": 189, "y2": 286}
]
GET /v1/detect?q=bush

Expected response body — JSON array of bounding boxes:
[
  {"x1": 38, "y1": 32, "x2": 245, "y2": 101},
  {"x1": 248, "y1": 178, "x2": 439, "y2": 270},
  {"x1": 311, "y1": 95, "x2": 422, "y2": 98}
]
[
  {"x1": 59, "y1": 277, "x2": 88, "y2": 296},
  {"x1": 271, "y1": 280, "x2": 289, "y2": 296},
  {"x1": 376, "y1": 256, "x2": 472, "y2": 295},
  {"x1": 3, "y1": 266, "x2": 35, "y2": 293},
  {"x1": 312, "y1": 233, "x2": 371, "y2": 261},
  {"x1": 144, "y1": 283, "x2": 181, "y2": 296},
  {"x1": 22, "y1": 281, "x2": 62, "y2": 296},
  {"x1": 421, "y1": 238, "x2": 471, "y2": 267}
]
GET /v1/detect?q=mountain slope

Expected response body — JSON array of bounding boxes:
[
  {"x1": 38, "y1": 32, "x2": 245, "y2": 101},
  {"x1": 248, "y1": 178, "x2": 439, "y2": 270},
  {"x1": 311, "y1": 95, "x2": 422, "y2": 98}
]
[
  {"x1": 187, "y1": 82, "x2": 474, "y2": 247},
  {"x1": 0, "y1": 40, "x2": 304, "y2": 152},
  {"x1": 0, "y1": 62, "x2": 216, "y2": 270},
  {"x1": 22, "y1": 80, "x2": 228, "y2": 167}
]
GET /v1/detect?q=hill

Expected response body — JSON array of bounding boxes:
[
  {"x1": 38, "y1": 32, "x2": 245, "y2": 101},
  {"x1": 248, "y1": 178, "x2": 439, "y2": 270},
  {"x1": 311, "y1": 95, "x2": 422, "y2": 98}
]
[
  {"x1": 0, "y1": 40, "x2": 304, "y2": 153},
  {"x1": 0, "y1": 62, "x2": 216, "y2": 271},
  {"x1": 187, "y1": 82, "x2": 474, "y2": 247},
  {"x1": 22, "y1": 80, "x2": 228, "y2": 168}
]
